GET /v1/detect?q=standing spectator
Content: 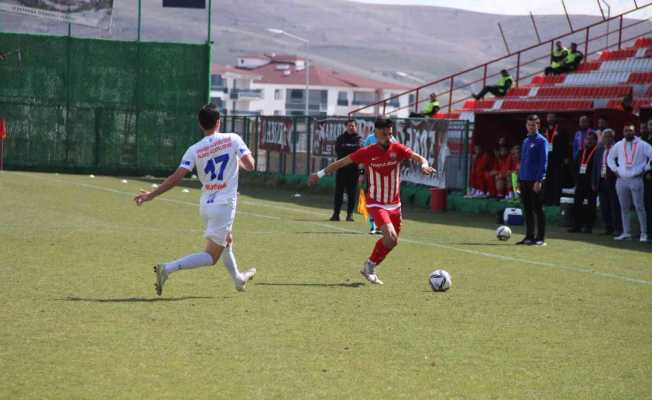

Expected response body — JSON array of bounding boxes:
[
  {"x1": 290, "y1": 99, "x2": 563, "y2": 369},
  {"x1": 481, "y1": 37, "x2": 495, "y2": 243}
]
[
  {"x1": 409, "y1": 93, "x2": 440, "y2": 118},
  {"x1": 644, "y1": 120, "x2": 652, "y2": 238},
  {"x1": 573, "y1": 115, "x2": 594, "y2": 162},
  {"x1": 592, "y1": 129, "x2": 622, "y2": 236},
  {"x1": 607, "y1": 124, "x2": 652, "y2": 242},
  {"x1": 544, "y1": 41, "x2": 569, "y2": 75},
  {"x1": 569, "y1": 132, "x2": 599, "y2": 233},
  {"x1": 472, "y1": 69, "x2": 513, "y2": 100},
  {"x1": 516, "y1": 114, "x2": 548, "y2": 246},
  {"x1": 330, "y1": 120, "x2": 362, "y2": 221},
  {"x1": 543, "y1": 113, "x2": 572, "y2": 205},
  {"x1": 559, "y1": 42, "x2": 584, "y2": 73},
  {"x1": 594, "y1": 116, "x2": 609, "y2": 143}
]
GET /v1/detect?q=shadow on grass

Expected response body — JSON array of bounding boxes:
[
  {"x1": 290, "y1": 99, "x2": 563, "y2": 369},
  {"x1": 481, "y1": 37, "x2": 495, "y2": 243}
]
[
  {"x1": 60, "y1": 296, "x2": 213, "y2": 303},
  {"x1": 294, "y1": 231, "x2": 362, "y2": 235},
  {"x1": 255, "y1": 282, "x2": 365, "y2": 288}
]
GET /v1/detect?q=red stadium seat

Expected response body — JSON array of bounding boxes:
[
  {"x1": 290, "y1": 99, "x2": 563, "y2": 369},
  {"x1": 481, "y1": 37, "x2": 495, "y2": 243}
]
[
  {"x1": 576, "y1": 62, "x2": 601, "y2": 72},
  {"x1": 634, "y1": 38, "x2": 652, "y2": 48}
]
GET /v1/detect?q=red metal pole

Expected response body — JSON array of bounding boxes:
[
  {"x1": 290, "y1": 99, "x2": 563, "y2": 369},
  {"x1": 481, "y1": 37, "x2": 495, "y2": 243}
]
[
  {"x1": 585, "y1": 27, "x2": 590, "y2": 56},
  {"x1": 618, "y1": 15, "x2": 623, "y2": 49},
  {"x1": 516, "y1": 53, "x2": 521, "y2": 88},
  {"x1": 448, "y1": 77, "x2": 454, "y2": 113}
]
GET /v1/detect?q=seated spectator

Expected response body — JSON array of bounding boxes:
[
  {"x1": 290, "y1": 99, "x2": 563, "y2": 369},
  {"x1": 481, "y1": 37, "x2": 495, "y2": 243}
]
[
  {"x1": 472, "y1": 70, "x2": 513, "y2": 100},
  {"x1": 508, "y1": 145, "x2": 521, "y2": 200},
  {"x1": 591, "y1": 129, "x2": 622, "y2": 236},
  {"x1": 544, "y1": 41, "x2": 569, "y2": 75},
  {"x1": 494, "y1": 146, "x2": 517, "y2": 200},
  {"x1": 559, "y1": 42, "x2": 584, "y2": 73},
  {"x1": 469, "y1": 144, "x2": 494, "y2": 198},
  {"x1": 409, "y1": 93, "x2": 440, "y2": 118},
  {"x1": 569, "y1": 132, "x2": 599, "y2": 233}
]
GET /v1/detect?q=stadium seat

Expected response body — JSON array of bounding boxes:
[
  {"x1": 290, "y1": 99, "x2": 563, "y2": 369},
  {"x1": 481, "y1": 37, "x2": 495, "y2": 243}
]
[
  {"x1": 564, "y1": 72, "x2": 630, "y2": 86},
  {"x1": 599, "y1": 59, "x2": 652, "y2": 72},
  {"x1": 531, "y1": 75, "x2": 566, "y2": 85},
  {"x1": 505, "y1": 88, "x2": 530, "y2": 97},
  {"x1": 626, "y1": 72, "x2": 652, "y2": 83},
  {"x1": 634, "y1": 37, "x2": 652, "y2": 48},
  {"x1": 599, "y1": 48, "x2": 637, "y2": 61},
  {"x1": 576, "y1": 62, "x2": 602, "y2": 72}
]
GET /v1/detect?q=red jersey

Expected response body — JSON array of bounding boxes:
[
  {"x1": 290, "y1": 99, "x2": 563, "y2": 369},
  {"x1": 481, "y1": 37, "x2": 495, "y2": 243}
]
[{"x1": 350, "y1": 142, "x2": 413, "y2": 209}]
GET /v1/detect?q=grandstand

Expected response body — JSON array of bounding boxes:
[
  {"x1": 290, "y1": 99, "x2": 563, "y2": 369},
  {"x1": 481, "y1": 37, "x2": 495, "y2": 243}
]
[{"x1": 350, "y1": 2, "x2": 652, "y2": 128}]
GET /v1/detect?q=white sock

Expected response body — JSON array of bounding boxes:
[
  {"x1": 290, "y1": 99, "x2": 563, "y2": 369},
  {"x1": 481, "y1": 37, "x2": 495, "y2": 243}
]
[
  {"x1": 164, "y1": 252, "x2": 214, "y2": 274},
  {"x1": 222, "y1": 246, "x2": 242, "y2": 281}
]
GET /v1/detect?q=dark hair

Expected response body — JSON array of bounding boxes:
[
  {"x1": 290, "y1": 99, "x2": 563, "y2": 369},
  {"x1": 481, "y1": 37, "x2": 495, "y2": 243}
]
[
  {"x1": 598, "y1": 115, "x2": 608, "y2": 121},
  {"x1": 526, "y1": 114, "x2": 540, "y2": 122},
  {"x1": 198, "y1": 103, "x2": 220, "y2": 130},
  {"x1": 374, "y1": 117, "x2": 392, "y2": 129},
  {"x1": 346, "y1": 119, "x2": 357, "y2": 125}
]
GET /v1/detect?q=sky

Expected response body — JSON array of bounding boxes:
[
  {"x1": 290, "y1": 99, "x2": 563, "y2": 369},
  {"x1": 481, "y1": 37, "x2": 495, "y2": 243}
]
[{"x1": 348, "y1": 0, "x2": 651, "y2": 17}]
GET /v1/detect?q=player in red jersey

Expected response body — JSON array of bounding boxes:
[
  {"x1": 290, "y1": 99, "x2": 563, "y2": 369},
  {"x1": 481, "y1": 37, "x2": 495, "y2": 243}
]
[{"x1": 309, "y1": 118, "x2": 435, "y2": 285}]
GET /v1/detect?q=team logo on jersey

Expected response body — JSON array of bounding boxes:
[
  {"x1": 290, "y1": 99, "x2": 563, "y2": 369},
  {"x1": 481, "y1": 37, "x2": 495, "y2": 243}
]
[
  {"x1": 182, "y1": 160, "x2": 191, "y2": 166},
  {"x1": 239, "y1": 148, "x2": 246, "y2": 155},
  {"x1": 389, "y1": 152, "x2": 397, "y2": 160}
]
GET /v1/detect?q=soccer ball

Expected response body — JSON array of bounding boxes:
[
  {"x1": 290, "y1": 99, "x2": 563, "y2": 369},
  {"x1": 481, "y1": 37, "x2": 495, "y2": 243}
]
[
  {"x1": 428, "y1": 269, "x2": 452, "y2": 292},
  {"x1": 496, "y1": 225, "x2": 512, "y2": 241}
]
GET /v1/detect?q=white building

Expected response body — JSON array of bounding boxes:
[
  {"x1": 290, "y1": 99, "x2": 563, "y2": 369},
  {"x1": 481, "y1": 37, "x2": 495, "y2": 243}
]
[{"x1": 211, "y1": 54, "x2": 412, "y2": 117}]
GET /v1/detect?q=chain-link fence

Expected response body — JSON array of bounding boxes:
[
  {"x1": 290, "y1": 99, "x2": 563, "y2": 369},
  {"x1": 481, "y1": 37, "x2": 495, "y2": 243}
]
[{"x1": 0, "y1": 32, "x2": 210, "y2": 175}]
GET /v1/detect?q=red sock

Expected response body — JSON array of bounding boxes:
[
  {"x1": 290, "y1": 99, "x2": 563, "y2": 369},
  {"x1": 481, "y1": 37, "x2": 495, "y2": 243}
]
[{"x1": 369, "y1": 239, "x2": 392, "y2": 265}]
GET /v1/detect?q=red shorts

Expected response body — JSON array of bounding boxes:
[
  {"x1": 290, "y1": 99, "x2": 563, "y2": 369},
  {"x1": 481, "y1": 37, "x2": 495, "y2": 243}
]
[{"x1": 367, "y1": 207, "x2": 402, "y2": 234}]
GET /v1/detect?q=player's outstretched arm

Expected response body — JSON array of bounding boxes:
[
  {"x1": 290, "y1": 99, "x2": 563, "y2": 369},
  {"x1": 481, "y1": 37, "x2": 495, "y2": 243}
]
[
  {"x1": 410, "y1": 153, "x2": 436, "y2": 175},
  {"x1": 308, "y1": 156, "x2": 354, "y2": 185},
  {"x1": 134, "y1": 167, "x2": 190, "y2": 206},
  {"x1": 239, "y1": 153, "x2": 255, "y2": 172}
]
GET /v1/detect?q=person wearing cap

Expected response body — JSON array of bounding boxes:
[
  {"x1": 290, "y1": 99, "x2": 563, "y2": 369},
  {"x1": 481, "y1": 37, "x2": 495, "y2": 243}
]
[
  {"x1": 472, "y1": 69, "x2": 513, "y2": 100},
  {"x1": 607, "y1": 124, "x2": 652, "y2": 242}
]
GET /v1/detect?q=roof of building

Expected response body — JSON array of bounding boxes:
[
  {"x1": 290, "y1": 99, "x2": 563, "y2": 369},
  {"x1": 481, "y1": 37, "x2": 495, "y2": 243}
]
[
  {"x1": 212, "y1": 55, "x2": 410, "y2": 91},
  {"x1": 211, "y1": 64, "x2": 262, "y2": 77}
]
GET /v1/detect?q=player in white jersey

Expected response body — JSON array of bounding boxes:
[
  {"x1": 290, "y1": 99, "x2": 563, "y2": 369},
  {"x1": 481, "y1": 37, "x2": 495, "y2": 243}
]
[{"x1": 134, "y1": 104, "x2": 257, "y2": 295}]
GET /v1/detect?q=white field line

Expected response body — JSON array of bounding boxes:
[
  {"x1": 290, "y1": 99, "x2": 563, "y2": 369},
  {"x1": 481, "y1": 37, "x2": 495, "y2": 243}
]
[{"x1": 17, "y1": 172, "x2": 652, "y2": 286}]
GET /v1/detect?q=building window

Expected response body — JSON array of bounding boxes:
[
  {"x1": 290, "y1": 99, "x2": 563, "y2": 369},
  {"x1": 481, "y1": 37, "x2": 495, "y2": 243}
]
[
  {"x1": 274, "y1": 89, "x2": 282, "y2": 100},
  {"x1": 352, "y1": 91, "x2": 375, "y2": 106},
  {"x1": 337, "y1": 91, "x2": 349, "y2": 106},
  {"x1": 211, "y1": 75, "x2": 225, "y2": 90},
  {"x1": 388, "y1": 94, "x2": 400, "y2": 108},
  {"x1": 288, "y1": 89, "x2": 304, "y2": 102}
]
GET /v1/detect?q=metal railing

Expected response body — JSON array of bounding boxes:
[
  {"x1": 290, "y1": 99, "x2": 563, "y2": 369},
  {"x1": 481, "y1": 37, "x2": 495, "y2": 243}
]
[{"x1": 349, "y1": 2, "x2": 652, "y2": 117}]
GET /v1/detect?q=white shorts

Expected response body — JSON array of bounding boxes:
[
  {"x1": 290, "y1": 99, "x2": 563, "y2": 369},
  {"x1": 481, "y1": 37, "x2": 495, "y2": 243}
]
[{"x1": 200, "y1": 202, "x2": 236, "y2": 247}]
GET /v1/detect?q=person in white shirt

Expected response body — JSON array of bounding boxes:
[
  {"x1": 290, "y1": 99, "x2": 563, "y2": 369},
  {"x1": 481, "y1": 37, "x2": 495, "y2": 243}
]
[
  {"x1": 607, "y1": 124, "x2": 652, "y2": 242},
  {"x1": 134, "y1": 104, "x2": 257, "y2": 295}
]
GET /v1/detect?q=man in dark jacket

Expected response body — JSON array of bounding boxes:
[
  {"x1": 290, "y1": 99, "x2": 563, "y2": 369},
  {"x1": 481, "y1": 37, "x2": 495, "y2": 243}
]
[
  {"x1": 330, "y1": 120, "x2": 362, "y2": 221},
  {"x1": 644, "y1": 120, "x2": 652, "y2": 237},
  {"x1": 516, "y1": 114, "x2": 548, "y2": 246},
  {"x1": 592, "y1": 129, "x2": 622, "y2": 236},
  {"x1": 543, "y1": 113, "x2": 572, "y2": 205},
  {"x1": 569, "y1": 132, "x2": 598, "y2": 233}
]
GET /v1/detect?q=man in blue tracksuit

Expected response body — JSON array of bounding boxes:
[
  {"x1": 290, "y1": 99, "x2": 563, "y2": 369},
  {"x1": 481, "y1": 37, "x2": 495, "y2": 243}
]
[{"x1": 517, "y1": 114, "x2": 549, "y2": 246}]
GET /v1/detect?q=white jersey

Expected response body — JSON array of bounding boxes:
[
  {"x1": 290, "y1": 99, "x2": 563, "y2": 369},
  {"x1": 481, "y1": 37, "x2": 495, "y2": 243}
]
[{"x1": 179, "y1": 132, "x2": 251, "y2": 206}]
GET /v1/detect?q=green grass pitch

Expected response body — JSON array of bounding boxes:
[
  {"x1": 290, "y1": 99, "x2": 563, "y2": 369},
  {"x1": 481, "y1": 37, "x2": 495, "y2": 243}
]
[{"x1": 1, "y1": 171, "x2": 651, "y2": 399}]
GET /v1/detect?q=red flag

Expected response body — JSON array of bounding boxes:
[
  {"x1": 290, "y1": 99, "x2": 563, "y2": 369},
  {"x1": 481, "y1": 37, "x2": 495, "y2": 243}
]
[{"x1": 0, "y1": 118, "x2": 6, "y2": 140}]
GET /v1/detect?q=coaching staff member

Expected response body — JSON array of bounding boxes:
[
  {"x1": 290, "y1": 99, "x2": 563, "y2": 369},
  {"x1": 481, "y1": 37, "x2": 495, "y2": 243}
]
[
  {"x1": 330, "y1": 120, "x2": 362, "y2": 221},
  {"x1": 517, "y1": 114, "x2": 549, "y2": 246}
]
